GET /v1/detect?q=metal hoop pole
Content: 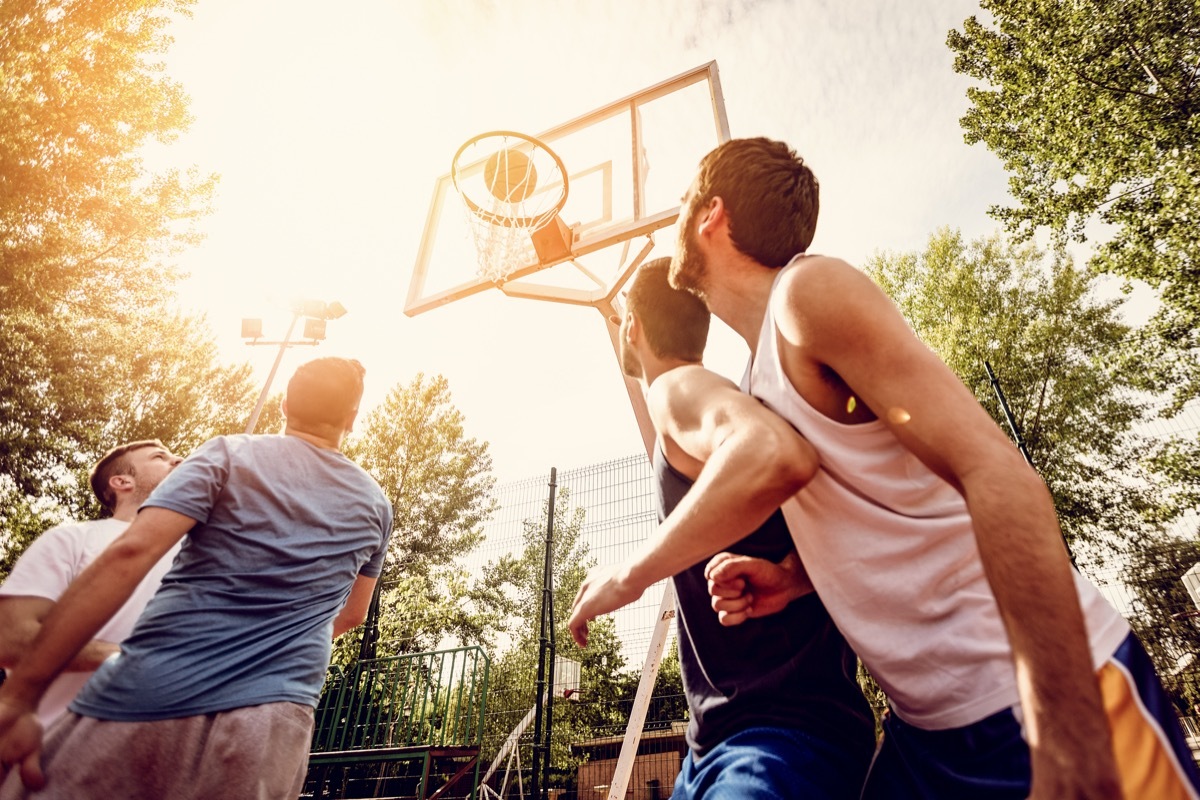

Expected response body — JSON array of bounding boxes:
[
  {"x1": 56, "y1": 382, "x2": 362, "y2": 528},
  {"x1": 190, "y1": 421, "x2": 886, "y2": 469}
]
[{"x1": 244, "y1": 312, "x2": 299, "y2": 434}]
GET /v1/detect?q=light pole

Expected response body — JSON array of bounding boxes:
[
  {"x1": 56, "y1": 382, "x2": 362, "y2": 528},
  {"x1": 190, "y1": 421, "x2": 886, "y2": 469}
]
[{"x1": 242, "y1": 299, "x2": 348, "y2": 434}]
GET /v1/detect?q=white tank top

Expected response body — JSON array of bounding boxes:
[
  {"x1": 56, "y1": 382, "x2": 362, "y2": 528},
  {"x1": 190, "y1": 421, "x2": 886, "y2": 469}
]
[{"x1": 743, "y1": 263, "x2": 1129, "y2": 729}]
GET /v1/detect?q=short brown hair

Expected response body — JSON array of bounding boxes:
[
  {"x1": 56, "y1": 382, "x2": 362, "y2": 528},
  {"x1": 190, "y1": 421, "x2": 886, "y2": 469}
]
[
  {"x1": 285, "y1": 357, "x2": 366, "y2": 429},
  {"x1": 628, "y1": 258, "x2": 710, "y2": 361},
  {"x1": 89, "y1": 440, "x2": 167, "y2": 514},
  {"x1": 693, "y1": 137, "x2": 819, "y2": 267}
]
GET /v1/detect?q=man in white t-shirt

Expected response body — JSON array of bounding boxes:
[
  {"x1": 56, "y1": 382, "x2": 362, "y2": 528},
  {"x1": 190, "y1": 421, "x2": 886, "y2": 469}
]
[{"x1": 0, "y1": 440, "x2": 182, "y2": 726}]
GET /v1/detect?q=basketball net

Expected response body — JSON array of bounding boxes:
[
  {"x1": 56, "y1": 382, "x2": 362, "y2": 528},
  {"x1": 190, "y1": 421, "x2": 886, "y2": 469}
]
[
  {"x1": 460, "y1": 196, "x2": 544, "y2": 284},
  {"x1": 452, "y1": 132, "x2": 569, "y2": 285}
]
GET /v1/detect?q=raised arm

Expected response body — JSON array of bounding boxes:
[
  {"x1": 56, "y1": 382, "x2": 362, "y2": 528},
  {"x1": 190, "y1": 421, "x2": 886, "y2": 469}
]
[
  {"x1": 568, "y1": 367, "x2": 817, "y2": 647},
  {"x1": 0, "y1": 507, "x2": 192, "y2": 789},
  {"x1": 780, "y1": 257, "x2": 1118, "y2": 798}
]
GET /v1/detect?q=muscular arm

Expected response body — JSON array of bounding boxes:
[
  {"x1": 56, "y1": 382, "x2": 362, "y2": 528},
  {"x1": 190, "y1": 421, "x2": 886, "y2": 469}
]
[
  {"x1": 0, "y1": 507, "x2": 192, "y2": 789},
  {"x1": 779, "y1": 258, "x2": 1116, "y2": 797},
  {"x1": 568, "y1": 367, "x2": 818, "y2": 646},
  {"x1": 333, "y1": 575, "x2": 377, "y2": 639},
  {"x1": 0, "y1": 597, "x2": 119, "y2": 672}
]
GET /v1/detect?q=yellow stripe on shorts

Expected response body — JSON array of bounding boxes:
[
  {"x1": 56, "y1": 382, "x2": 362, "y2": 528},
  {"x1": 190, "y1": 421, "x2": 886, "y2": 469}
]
[{"x1": 1100, "y1": 659, "x2": 1200, "y2": 800}]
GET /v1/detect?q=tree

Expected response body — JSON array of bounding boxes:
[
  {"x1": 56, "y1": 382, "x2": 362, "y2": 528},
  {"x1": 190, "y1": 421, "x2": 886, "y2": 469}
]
[
  {"x1": 346, "y1": 373, "x2": 495, "y2": 577},
  {"x1": 947, "y1": 0, "x2": 1200, "y2": 405},
  {"x1": 1122, "y1": 532, "x2": 1200, "y2": 713},
  {"x1": 481, "y1": 488, "x2": 634, "y2": 795},
  {"x1": 1, "y1": 0, "x2": 236, "y2": 565},
  {"x1": 863, "y1": 229, "x2": 1170, "y2": 555},
  {"x1": 333, "y1": 374, "x2": 497, "y2": 663}
]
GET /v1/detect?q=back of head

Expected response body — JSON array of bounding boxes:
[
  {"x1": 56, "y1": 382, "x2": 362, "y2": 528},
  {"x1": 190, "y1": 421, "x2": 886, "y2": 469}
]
[
  {"x1": 695, "y1": 137, "x2": 819, "y2": 267},
  {"x1": 285, "y1": 357, "x2": 366, "y2": 434},
  {"x1": 628, "y1": 258, "x2": 711, "y2": 361},
  {"x1": 90, "y1": 439, "x2": 167, "y2": 515}
]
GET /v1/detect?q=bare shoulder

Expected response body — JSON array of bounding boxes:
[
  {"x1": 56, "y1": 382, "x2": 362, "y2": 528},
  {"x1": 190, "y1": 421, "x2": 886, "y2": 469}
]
[
  {"x1": 648, "y1": 365, "x2": 738, "y2": 422},
  {"x1": 776, "y1": 256, "x2": 884, "y2": 313},
  {"x1": 772, "y1": 256, "x2": 908, "y2": 351}
]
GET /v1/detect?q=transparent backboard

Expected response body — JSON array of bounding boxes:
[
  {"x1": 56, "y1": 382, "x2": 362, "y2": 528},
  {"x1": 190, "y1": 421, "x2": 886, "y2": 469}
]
[{"x1": 406, "y1": 62, "x2": 730, "y2": 316}]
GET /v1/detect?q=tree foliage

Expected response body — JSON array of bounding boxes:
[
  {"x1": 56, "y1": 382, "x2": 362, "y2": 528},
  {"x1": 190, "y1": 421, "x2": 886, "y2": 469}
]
[
  {"x1": 345, "y1": 373, "x2": 496, "y2": 577},
  {"x1": 947, "y1": 0, "x2": 1200, "y2": 403},
  {"x1": 0, "y1": 0, "x2": 272, "y2": 574},
  {"x1": 481, "y1": 489, "x2": 637, "y2": 792},
  {"x1": 1122, "y1": 532, "x2": 1200, "y2": 713},
  {"x1": 333, "y1": 374, "x2": 498, "y2": 662},
  {"x1": 864, "y1": 229, "x2": 1171, "y2": 555}
]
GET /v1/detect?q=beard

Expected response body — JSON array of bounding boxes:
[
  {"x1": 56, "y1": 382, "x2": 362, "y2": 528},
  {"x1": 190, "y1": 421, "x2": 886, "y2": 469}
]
[
  {"x1": 618, "y1": 330, "x2": 642, "y2": 379},
  {"x1": 669, "y1": 221, "x2": 710, "y2": 304}
]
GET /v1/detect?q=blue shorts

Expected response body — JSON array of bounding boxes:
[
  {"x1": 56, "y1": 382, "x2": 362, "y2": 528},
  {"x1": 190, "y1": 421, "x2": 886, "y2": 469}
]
[
  {"x1": 863, "y1": 632, "x2": 1200, "y2": 799},
  {"x1": 672, "y1": 726, "x2": 870, "y2": 800}
]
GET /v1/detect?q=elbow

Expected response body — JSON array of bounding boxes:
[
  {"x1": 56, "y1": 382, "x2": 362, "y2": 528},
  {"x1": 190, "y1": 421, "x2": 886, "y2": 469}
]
[
  {"x1": 760, "y1": 430, "x2": 819, "y2": 497},
  {"x1": 333, "y1": 610, "x2": 368, "y2": 639}
]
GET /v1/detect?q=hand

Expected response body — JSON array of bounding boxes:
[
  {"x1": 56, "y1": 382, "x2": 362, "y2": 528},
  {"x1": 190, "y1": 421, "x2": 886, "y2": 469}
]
[
  {"x1": 568, "y1": 564, "x2": 646, "y2": 648},
  {"x1": 0, "y1": 695, "x2": 45, "y2": 791},
  {"x1": 704, "y1": 551, "x2": 814, "y2": 626},
  {"x1": 1027, "y1": 726, "x2": 1123, "y2": 800}
]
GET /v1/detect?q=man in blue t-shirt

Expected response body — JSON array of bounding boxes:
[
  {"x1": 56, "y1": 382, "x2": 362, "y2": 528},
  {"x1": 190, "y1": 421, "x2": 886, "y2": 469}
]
[{"x1": 0, "y1": 357, "x2": 393, "y2": 800}]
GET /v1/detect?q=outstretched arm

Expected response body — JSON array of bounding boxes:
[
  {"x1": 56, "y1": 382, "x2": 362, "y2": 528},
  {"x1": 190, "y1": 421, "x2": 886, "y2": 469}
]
[
  {"x1": 568, "y1": 367, "x2": 817, "y2": 647},
  {"x1": 0, "y1": 507, "x2": 192, "y2": 790},
  {"x1": 780, "y1": 258, "x2": 1119, "y2": 799}
]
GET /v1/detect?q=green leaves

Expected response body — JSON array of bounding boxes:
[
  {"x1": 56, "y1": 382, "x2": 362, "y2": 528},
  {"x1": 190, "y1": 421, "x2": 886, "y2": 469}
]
[
  {"x1": 346, "y1": 373, "x2": 496, "y2": 579},
  {"x1": 948, "y1": 0, "x2": 1200, "y2": 404},
  {"x1": 0, "y1": 1, "x2": 264, "y2": 565}
]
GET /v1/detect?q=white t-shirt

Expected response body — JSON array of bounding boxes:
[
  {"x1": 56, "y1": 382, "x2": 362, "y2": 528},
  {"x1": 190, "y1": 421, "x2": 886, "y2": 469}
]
[{"x1": 0, "y1": 517, "x2": 180, "y2": 726}]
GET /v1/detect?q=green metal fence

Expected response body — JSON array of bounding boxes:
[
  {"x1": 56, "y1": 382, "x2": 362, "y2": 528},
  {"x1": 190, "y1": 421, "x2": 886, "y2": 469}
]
[{"x1": 305, "y1": 646, "x2": 490, "y2": 800}]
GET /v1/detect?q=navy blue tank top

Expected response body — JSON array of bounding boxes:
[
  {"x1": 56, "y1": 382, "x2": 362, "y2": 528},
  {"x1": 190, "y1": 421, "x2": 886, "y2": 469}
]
[{"x1": 655, "y1": 447, "x2": 875, "y2": 757}]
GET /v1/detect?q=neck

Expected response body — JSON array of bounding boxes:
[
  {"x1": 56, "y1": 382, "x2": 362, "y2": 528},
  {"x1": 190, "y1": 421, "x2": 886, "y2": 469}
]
[
  {"x1": 284, "y1": 425, "x2": 344, "y2": 451},
  {"x1": 110, "y1": 503, "x2": 138, "y2": 523},
  {"x1": 705, "y1": 263, "x2": 779, "y2": 353},
  {"x1": 641, "y1": 354, "x2": 698, "y2": 386}
]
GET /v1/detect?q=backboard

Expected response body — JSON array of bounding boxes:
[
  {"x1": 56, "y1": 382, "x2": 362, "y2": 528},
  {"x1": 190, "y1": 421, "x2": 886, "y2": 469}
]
[{"x1": 405, "y1": 62, "x2": 730, "y2": 316}]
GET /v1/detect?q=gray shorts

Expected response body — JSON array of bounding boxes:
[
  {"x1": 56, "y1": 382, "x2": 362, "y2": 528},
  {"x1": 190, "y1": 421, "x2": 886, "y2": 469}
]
[{"x1": 0, "y1": 702, "x2": 314, "y2": 800}]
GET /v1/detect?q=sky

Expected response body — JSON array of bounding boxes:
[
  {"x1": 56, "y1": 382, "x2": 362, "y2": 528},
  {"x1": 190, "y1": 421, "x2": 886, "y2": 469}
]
[{"x1": 155, "y1": 0, "x2": 1036, "y2": 484}]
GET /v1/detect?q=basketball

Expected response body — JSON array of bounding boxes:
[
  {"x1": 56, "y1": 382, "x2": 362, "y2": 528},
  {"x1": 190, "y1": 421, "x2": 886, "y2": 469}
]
[{"x1": 483, "y1": 148, "x2": 538, "y2": 203}]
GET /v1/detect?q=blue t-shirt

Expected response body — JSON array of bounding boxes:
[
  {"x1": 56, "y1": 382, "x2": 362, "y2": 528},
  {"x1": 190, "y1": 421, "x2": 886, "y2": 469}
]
[{"x1": 71, "y1": 434, "x2": 393, "y2": 721}]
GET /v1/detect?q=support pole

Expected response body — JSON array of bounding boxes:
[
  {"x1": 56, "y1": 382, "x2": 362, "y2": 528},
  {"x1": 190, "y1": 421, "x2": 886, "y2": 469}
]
[
  {"x1": 245, "y1": 312, "x2": 300, "y2": 434},
  {"x1": 984, "y1": 361, "x2": 1034, "y2": 467},
  {"x1": 531, "y1": 468, "x2": 558, "y2": 799}
]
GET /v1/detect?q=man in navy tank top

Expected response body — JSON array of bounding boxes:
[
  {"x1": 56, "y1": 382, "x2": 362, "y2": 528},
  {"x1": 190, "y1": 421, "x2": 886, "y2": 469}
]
[{"x1": 571, "y1": 259, "x2": 874, "y2": 799}]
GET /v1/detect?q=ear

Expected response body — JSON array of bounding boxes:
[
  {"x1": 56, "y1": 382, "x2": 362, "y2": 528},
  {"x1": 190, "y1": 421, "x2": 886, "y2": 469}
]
[
  {"x1": 109, "y1": 474, "x2": 134, "y2": 495},
  {"x1": 624, "y1": 311, "x2": 641, "y2": 344},
  {"x1": 280, "y1": 397, "x2": 289, "y2": 420},
  {"x1": 696, "y1": 196, "x2": 727, "y2": 237}
]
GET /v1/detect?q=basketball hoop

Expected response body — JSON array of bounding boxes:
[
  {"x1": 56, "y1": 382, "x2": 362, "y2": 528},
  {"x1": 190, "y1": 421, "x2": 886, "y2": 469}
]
[{"x1": 452, "y1": 131, "x2": 570, "y2": 284}]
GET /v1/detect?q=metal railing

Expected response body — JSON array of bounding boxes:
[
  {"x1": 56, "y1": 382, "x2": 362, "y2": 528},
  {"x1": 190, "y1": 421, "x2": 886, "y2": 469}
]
[{"x1": 313, "y1": 646, "x2": 490, "y2": 754}]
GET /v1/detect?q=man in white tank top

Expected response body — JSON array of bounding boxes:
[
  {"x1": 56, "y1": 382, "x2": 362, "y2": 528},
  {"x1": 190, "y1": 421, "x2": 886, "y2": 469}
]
[{"x1": 568, "y1": 137, "x2": 1199, "y2": 799}]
